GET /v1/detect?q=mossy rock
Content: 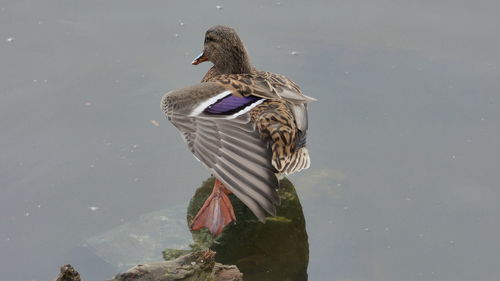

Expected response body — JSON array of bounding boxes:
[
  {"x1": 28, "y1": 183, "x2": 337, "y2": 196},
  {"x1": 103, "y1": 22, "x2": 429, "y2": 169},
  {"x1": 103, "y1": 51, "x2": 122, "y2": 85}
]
[{"x1": 185, "y1": 177, "x2": 309, "y2": 281}]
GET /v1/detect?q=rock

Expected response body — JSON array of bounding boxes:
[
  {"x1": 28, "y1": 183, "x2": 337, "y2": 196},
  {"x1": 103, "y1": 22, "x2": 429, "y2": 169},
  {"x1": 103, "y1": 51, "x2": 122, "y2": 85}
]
[
  {"x1": 55, "y1": 251, "x2": 242, "y2": 281},
  {"x1": 186, "y1": 177, "x2": 309, "y2": 281},
  {"x1": 213, "y1": 264, "x2": 242, "y2": 281},
  {"x1": 110, "y1": 250, "x2": 242, "y2": 281},
  {"x1": 55, "y1": 264, "x2": 82, "y2": 281}
]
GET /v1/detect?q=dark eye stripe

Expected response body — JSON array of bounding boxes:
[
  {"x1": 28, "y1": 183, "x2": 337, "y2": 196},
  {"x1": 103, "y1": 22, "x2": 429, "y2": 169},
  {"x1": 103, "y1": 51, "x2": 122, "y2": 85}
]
[{"x1": 205, "y1": 36, "x2": 215, "y2": 43}]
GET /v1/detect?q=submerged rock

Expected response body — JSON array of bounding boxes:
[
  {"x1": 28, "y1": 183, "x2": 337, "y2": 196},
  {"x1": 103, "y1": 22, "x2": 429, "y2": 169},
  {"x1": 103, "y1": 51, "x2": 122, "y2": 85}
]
[
  {"x1": 86, "y1": 205, "x2": 192, "y2": 271},
  {"x1": 185, "y1": 177, "x2": 309, "y2": 281}
]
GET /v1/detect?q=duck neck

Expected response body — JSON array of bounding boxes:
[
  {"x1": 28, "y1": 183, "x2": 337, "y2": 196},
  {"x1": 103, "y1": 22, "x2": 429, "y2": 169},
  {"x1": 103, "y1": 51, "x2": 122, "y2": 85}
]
[{"x1": 215, "y1": 45, "x2": 253, "y2": 74}]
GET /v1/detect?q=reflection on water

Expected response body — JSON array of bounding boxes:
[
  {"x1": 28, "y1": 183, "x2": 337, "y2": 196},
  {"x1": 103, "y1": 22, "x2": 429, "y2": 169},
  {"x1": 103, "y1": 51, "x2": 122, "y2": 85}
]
[{"x1": 186, "y1": 177, "x2": 309, "y2": 281}]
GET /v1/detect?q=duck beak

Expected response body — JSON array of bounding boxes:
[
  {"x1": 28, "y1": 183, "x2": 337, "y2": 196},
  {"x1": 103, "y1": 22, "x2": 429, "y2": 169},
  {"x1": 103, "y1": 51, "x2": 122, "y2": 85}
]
[{"x1": 191, "y1": 52, "x2": 208, "y2": 65}]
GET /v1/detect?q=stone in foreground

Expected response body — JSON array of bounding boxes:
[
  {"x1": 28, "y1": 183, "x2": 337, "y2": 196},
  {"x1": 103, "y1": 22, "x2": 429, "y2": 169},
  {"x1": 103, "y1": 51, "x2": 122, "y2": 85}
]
[
  {"x1": 55, "y1": 251, "x2": 242, "y2": 281},
  {"x1": 55, "y1": 264, "x2": 82, "y2": 281},
  {"x1": 110, "y1": 250, "x2": 242, "y2": 281}
]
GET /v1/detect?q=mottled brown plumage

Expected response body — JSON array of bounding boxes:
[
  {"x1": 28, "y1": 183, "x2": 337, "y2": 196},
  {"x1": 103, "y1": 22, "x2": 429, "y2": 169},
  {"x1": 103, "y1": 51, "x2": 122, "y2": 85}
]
[
  {"x1": 196, "y1": 26, "x2": 314, "y2": 174},
  {"x1": 250, "y1": 100, "x2": 297, "y2": 172},
  {"x1": 162, "y1": 25, "x2": 314, "y2": 236}
]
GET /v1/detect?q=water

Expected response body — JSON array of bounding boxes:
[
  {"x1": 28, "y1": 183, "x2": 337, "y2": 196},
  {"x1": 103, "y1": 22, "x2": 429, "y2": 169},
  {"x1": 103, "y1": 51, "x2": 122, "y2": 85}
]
[{"x1": 1, "y1": 0, "x2": 500, "y2": 280}]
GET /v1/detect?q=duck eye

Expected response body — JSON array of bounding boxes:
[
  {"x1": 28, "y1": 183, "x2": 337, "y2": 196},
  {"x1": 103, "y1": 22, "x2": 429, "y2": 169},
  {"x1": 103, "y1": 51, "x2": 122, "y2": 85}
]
[{"x1": 205, "y1": 36, "x2": 215, "y2": 43}]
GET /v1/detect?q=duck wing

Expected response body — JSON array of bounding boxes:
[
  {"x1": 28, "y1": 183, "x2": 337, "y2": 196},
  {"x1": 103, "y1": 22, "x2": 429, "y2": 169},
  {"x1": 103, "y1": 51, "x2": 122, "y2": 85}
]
[{"x1": 161, "y1": 82, "x2": 280, "y2": 221}]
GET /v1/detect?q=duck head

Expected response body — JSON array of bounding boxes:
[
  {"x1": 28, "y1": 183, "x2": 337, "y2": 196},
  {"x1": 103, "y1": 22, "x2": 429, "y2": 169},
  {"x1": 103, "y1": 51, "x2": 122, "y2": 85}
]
[{"x1": 192, "y1": 25, "x2": 253, "y2": 74}]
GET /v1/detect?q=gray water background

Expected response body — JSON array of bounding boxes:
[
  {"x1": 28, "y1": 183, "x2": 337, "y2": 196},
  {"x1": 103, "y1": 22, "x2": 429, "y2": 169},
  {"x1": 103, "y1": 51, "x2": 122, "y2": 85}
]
[{"x1": 1, "y1": 0, "x2": 500, "y2": 280}]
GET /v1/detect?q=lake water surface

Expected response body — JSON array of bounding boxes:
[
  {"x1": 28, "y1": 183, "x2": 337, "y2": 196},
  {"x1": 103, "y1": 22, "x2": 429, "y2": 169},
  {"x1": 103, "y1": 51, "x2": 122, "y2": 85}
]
[{"x1": 1, "y1": 1, "x2": 500, "y2": 280}]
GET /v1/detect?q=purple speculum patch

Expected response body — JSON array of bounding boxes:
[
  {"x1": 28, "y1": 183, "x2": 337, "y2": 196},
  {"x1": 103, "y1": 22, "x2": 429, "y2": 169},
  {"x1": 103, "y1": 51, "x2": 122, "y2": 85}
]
[{"x1": 204, "y1": 95, "x2": 262, "y2": 115}]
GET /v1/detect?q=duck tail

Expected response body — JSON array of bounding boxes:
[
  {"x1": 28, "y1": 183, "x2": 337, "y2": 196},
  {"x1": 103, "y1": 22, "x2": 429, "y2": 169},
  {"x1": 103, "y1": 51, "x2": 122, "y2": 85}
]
[{"x1": 282, "y1": 147, "x2": 311, "y2": 175}]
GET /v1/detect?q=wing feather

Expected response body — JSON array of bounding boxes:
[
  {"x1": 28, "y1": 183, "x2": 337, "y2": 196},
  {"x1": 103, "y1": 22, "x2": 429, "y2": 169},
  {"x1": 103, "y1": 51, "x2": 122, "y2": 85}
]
[
  {"x1": 214, "y1": 158, "x2": 276, "y2": 215},
  {"x1": 218, "y1": 131, "x2": 267, "y2": 158},
  {"x1": 162, "y1": 83, "x2": 280, "y2": 221},
  {"x1": 211, "y1": 167, "x2": 269, "y2": 221},
  {"x1": 220, "y1": 139, "x2": 270, "y2": 168},
  {"x1": 218, "y1": 148, "x2": 280, "y2": 203}
]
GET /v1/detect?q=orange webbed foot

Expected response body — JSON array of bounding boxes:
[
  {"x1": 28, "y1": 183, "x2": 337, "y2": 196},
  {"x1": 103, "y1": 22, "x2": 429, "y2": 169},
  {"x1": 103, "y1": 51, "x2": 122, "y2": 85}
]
[{"x1": 190, "y1": 179, "x2": 236, "y2": 237}]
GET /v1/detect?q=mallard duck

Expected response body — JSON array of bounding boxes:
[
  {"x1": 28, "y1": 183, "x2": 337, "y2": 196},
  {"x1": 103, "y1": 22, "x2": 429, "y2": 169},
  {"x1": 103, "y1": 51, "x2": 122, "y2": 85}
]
[{"x1": 161, "y1": 25, "x2": 315, "y2": 236}]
